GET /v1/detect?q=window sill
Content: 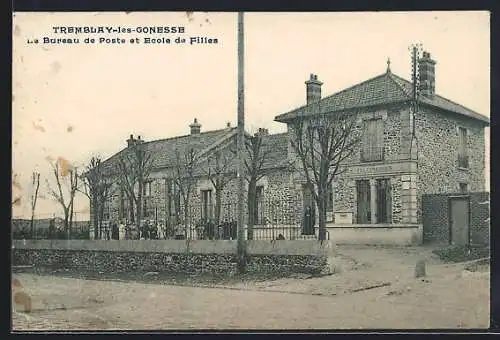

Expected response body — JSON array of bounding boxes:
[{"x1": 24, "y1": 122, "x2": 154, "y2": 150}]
[{"x1": 458, "y1": 167, "x2": 470, "y2": 172}]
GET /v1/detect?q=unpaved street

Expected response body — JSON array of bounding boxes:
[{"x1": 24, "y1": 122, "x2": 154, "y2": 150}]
[{"x1": 12, "y1": 246, "x2": 490, "y2": 330}]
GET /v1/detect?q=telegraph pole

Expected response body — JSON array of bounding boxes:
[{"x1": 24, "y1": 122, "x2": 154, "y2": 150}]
[{"x1": 236, "y1": 12, "x2": 247, "y2": 273}]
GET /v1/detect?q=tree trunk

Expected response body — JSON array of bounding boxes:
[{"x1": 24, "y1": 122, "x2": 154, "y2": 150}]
[
  {"x1": 63, "y1": 211, "x2": 70, "y2": 240},
  {"x1": 92, "y1": 197, "x2": 99, "y2": 240},
  {"x1": 183, "y1": 199, "x2": 190, "y2": 239},
  {"x1": 317, "y1": 190, "x2": 327, "y2": 241},
  {"x1": 215, "y1": 188, "x2": 222, "y2": 225},
  {"x1": 137, "y1": 181, "x2": 143, "y2": 229},
  {"x1": 128, "y1": 197, "x2": 135, "y2": 223},
  {"x1": 30, "y1": 213, "x2": 35, "y2": 239},
  {"x1": 98, "y1": 201, "x2": 105, "y2": 239},
  {"x1": 69, "y1": 202, "x2": 74, "y2": 240},
  {"x1": 247, "y1": 179, "x2": 257, "y2": 240}
]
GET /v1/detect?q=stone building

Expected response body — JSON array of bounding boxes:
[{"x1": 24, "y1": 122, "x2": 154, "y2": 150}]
[
  {"x1": 274, "y1": 51, "x2": 489, "y2": 226},
  {"x1": 95, "y1": 50, "x2": 488, "y2": 239},
  {"x1": 94, "y1": 120, "x2": 291, "y2": 238}
]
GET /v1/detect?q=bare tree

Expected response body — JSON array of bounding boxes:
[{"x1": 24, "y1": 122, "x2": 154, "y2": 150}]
[
  {"x1": 172, "y1": 148, "x2": 197, "y2": 239},
  {"x1": 244, "y1": 132, "x2": 272, "y2": 240},
  {"x1": 290, "y1": 112, "x2": 360, "y2": 240},
  {"x1": 46, "y1": 159, "x2": 80, "y2": 238},
  {"x1": 80, "y1": 156, "x2": 113, "y2": 239},
  {"x1": 30, "y1": 172, "x2": 41, "y2": 238},
  {"x1": 203, "y1": 148, "x2": 237, "y2": 225},
  {"x1": 115, "y1": 142, "x2": 155, "y2": 231}
]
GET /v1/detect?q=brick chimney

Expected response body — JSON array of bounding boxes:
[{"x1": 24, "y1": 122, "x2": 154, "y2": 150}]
[
  {"x1": 305, "y1": 73, "x2": 323, "y2": 105},
  {"x1": 418, "y1": 51, "x2": 437, "y2": 97},
  {"x1": 256, "y1": 128, "x2": 269, "y2": 136},
  {"x1": 127, "y1": 134, "x2": 135, "y2": 147},
  {"x1": 189, "y1": 118, "x2": 201, "y2": 135}
]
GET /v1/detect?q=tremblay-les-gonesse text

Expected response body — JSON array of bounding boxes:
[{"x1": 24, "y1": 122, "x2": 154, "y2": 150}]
[{"x1": 36, "y1": 26, "x2": 218, "y2": 45}]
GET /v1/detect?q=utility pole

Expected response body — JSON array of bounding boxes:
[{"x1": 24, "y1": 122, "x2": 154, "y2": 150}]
[{"x1": 236, "y1": 12, "x2": 247, "y2": 273}]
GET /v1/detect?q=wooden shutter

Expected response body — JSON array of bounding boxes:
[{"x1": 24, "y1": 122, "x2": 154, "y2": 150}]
[
  {"x1": 375, "y1": 119, "x2": 383, "y2": 160},
  {"x1": 363, "y1": 120, "x2": 373, "y2": 160}
]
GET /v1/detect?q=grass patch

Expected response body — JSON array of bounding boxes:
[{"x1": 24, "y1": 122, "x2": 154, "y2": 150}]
[{"x1": 432, "y1": 245, "x2": 490, "y2": 263}]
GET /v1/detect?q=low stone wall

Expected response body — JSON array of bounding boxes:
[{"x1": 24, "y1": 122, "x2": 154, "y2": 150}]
[
  {"x1": 12, "y1": 240, "x2": 334, "y2": 276},
  {"x1": 325, "y1": 224, "x2": 423, "y2": 246}
]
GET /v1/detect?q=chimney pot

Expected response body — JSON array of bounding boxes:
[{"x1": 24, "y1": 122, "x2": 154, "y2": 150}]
[
  {"x1": 305, "y1": 73, "x2": 323, "y2": 105},
  {"x1": 418, "y1": 51, "x2": 437, "y2": 97},
  {"x1": 189, "y1": 118, "x2": 201, "y2": 134},
  {"x1": 127, "y1": 134, "x2": 135, "y2": 147}
]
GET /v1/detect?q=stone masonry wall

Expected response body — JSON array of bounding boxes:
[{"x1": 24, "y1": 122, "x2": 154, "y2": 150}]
[
  {"x1": 416, "y1": 107, "x2": 486, "y2": 194},
  {"x1": 13, "y1": 249, "x2": 328, "y2": 275},
  {"x1": 100, "y1": 168, "x2": 299, "y2": 229},
  {"x1": 286, "y1": 105, "x2": 408, "y2": 223},
  {"x1": 263, "y1": 170, "x2": 301, "y2": 225},
  {"x1": 12, "y1": 239, "x2": 331, "y2": 275},
  {"x1": 415, "y1": 106, "x2": 487, "y2": 223},
  {"x1": 333, "y1": 175, "x2": 403, "y2": 223}
]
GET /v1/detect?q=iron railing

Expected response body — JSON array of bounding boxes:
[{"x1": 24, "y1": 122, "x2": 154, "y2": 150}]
[
  {"x1": 361, "y1": 146, "x2": 384, "y2": 162},
  {"x1": 12, "y1": 218, "x2": 90, "y2": 240},
  {"x1": 13, "y1": 197, "x2": 328, "y2": 241}
]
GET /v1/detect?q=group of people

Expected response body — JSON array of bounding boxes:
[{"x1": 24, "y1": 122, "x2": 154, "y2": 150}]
[
  {"x1": 92, "y1": 219, "x2": 240, "y2": 241},
  {"x1": 94, "y1": 220, "x2": 166, "y2": 240}
]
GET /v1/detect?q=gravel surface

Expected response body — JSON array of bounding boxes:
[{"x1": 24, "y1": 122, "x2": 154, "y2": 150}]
[{"x1": 11, "y1": 245, "x2": 490, "y2": 330}]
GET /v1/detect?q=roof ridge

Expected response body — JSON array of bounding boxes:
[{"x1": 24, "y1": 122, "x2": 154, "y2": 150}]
[
  {"x1": 390, "y1": 73, "x2": 488, "y2": 120},
  {"x1": 142, "y1": 126, "x2": 237, "y2": 145},
  {"x1": 387, "y1": 73, "x2": 412, "y2": 100},
  {"x1": 277, "y1": 72, "x2": 391, "y2": 118}
]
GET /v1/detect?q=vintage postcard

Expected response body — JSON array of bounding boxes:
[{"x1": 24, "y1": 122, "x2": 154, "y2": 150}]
[{"x1": 12, "y1": 11, "x2": 490, "y2": 331}]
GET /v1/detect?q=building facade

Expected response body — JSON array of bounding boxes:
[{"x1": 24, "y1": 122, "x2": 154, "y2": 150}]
[
  {"x1": 274, "y1": 51, "x2": 488, "y2": 226},
  {"x1": 95, "y1": 50, "x2": 488, "y2": 238}
]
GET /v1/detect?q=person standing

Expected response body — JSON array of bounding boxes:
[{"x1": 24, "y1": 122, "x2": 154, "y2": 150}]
[{"x1": 119, "y1": 221, "x2": 125, "y2": 240}]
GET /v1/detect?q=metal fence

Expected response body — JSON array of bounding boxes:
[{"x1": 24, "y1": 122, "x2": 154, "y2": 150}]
[
  {"x1": 98, "y1": 197, "x2": 318, "y2": 241},
  {"x1": 12, "y1": 217, "x2": 90, "y2": 240},
  {"x1": 13, "y1": 197, "x2": 324, "y2": 241}
]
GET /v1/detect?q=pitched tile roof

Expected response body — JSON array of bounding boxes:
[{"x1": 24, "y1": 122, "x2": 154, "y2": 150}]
[
  {"x1": 274, "y1": 71, "x2": 489, "y2": 125},
  {"x1": 101, "y1": 127, "x2": 290, "y2": 173},
  {"x1": 261, "y1": 132, "x2": 290, "y2": 169},
  {"x1": 102, "y1": 127, "x2": 238, "y2": 172}
]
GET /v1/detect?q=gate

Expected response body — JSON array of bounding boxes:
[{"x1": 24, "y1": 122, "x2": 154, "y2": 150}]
[{"x1": 449, "y1": 196, "x2": 470, "y2": 246}]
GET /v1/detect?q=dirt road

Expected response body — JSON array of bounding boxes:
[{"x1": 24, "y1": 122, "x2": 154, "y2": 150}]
[{"x1": 12, "y1": 246, "x2": 490, "y2": 330}]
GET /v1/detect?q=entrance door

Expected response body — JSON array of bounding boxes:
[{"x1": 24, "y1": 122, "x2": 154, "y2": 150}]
[
  {"x1": 376, "y1": 179, "x2": 392, "y2": 223},
  {"x1": 449, "y1": 196, "x2": 470, "y2": 245},
  {"x1": 356, "y1": 180, "x2": 371, "y2": 224}
]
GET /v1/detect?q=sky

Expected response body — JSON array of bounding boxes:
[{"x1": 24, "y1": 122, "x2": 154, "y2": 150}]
[{"x1": 12, "y1": 11, "x2": 490, "y2": 219}]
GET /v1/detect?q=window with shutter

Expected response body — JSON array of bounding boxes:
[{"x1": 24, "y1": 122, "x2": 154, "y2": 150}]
[
  {"x1": 255, "y1": 186, "x2": 264, "y2": 225},
  {"x1": 458, "y1": 127, "x2": 468, "y2": 168},
  {"x1": 201, "y1": 189, "x2": 213, "y2": 220},
  {"x1": 362, "y1": 118, "x2": 384, "y2": 162}
]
